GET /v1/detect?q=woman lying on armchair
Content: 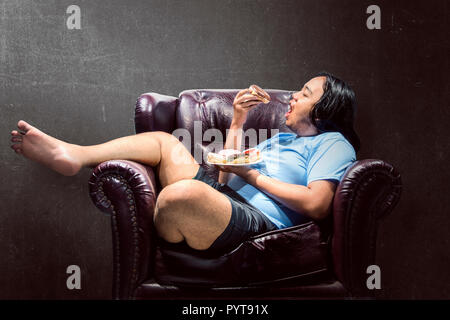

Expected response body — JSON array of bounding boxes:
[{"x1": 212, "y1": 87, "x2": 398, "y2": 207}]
[{"x1": 9, "y1": 72, "x2": 360, "y2": 256}]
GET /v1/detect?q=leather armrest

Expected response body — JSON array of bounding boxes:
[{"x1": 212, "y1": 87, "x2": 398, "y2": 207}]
[
  {"x1": 88, "y1": 160, "x2": 158, "y2": 299},
  {"x1": 332, "y1": 159, "x2": 402, "y2": 296}
]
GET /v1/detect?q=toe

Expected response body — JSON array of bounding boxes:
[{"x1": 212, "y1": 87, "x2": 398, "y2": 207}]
[
  {"x1": 17, "y1": 120, "x2": 32, "y2": 133},
  {"x1": 11, "y1": 136, "x2": 22, "y2": 143},
  {"x1": 11, "y1": 130, "x2": 24, "y2": 136},
  {"x1": 11, "y1": 144, "x2": 22, "y2": 152}
]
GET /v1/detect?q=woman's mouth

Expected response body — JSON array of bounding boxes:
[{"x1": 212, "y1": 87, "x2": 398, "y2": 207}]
[{"x1": 285, "y1": 104, "x2": 293, "y2": 118}]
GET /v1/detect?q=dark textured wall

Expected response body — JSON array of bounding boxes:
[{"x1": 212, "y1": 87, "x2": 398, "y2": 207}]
[{"x1": 0, "y1": 0, "x2": 448, "y2": 299}]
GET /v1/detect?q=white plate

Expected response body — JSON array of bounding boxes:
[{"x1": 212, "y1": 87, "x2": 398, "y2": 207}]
[{"x1": 207, "y1": 158, "x2": 263, "y2": 166}]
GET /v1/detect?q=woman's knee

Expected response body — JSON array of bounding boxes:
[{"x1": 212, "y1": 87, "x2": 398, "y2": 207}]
[
  {"x1": 158, "y1": 180, "x2": 203, "y2": 205},
  {"x1": 146, "y1": 131, "x2": 179, "y2": 145},
  {"x1": 136, "y1": 130, "x2": 175, "y2": 145},
  {"x1": 154, "y1": 180, "x2": 204, "y2": 222}
]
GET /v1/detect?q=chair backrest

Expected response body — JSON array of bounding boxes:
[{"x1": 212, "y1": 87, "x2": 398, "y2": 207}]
[{"x1": 137, "y1": 89, "x2": 294, "y2": 178}]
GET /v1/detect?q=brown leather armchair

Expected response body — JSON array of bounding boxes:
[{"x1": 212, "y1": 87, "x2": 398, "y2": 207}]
[{"x1": 88, "y1": 89, "x2": 402, "y2": 300}]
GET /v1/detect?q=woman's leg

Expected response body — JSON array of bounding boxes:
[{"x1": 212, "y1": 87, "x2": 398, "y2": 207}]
[
  {"x1": 10, "y1": 120, "x2": 200, "y2": 188},
  {"x1": 10, "y1": 120, "x2": 232, "y2": 251}
]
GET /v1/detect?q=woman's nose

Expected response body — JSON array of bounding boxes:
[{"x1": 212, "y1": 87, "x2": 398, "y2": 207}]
[{"x1": 290, "y1": 94, "x2": 297, "y2": 104}]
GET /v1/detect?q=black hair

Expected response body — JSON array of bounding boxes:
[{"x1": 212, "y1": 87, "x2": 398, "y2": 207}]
[{"x1": 309, "y1": 71, "x2": 361, "y2": 153}]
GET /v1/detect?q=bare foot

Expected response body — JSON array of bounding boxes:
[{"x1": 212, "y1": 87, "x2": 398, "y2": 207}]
[{"x1": 10, "y1": 120, "x2": 83, "y2": 176}]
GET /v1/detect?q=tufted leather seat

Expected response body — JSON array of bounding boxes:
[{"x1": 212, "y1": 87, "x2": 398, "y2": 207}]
[{"x1": 89, "y1": 89, "x2": 402, "y2": 299}]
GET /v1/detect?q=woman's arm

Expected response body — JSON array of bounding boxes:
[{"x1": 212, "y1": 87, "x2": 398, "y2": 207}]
[
  {"x1": 218, "y1": 89, "x2": 266, "y2": 184},
  {"x1": 220, "y1": 166, "x2": 336, "y2": 220},
  {"x1": 217, "y1": 121, "x2": 245, "y2": 184}
]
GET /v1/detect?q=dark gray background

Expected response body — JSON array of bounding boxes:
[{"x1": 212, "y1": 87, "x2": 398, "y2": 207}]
[{"x1": 0, "y1": 0, "x2": 448, "y2": 299}]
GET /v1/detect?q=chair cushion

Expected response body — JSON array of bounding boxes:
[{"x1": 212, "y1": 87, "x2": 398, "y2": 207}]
[{"x1": 153, "y1": 221, "x2": 331, "y2": 287}]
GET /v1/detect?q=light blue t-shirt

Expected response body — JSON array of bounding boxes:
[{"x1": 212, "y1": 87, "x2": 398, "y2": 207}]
[{"x1": 226, "y1": 131, "x2": 356, "y2": 229}]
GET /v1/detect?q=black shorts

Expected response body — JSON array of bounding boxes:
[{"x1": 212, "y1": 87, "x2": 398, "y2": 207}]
[{"x1": 192, "y1": 166, "x2": 278, "y2": 255}]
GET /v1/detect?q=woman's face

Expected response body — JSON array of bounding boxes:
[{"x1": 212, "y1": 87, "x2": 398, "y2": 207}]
[{"x1": 286, "y1": 76, "x2": 326, "y2": 136}]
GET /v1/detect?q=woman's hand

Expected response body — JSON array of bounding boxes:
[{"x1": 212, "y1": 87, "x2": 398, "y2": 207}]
[{"x1": 232, "y1": 89, "x2": 265, "y2": 123}]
